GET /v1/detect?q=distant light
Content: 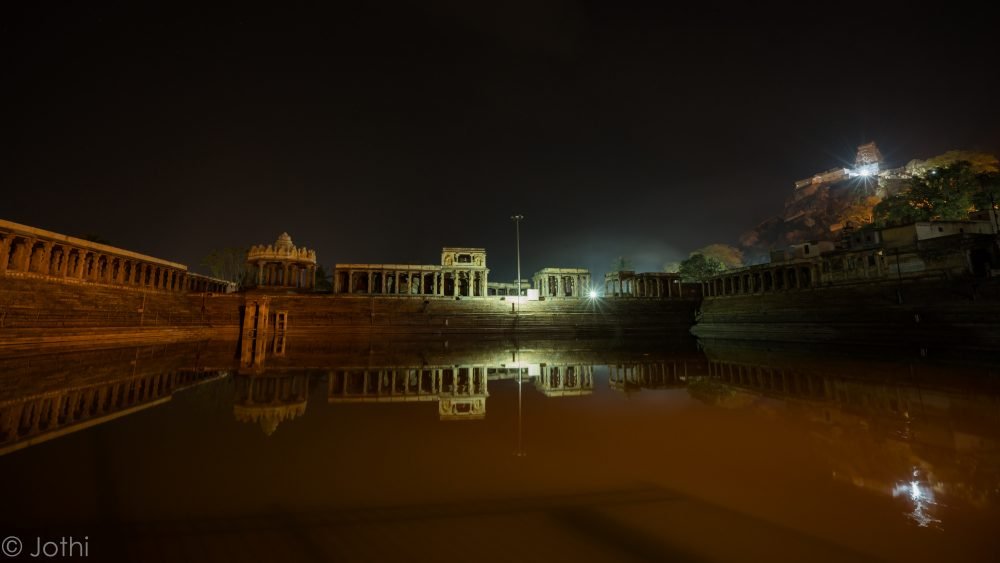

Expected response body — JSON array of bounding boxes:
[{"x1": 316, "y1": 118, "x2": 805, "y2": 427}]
[
  {"x1": 588, "y1": 290, "x2": 598, "y2": 299},
  {"x1": 859, "y1": 169, "x2": 871, "y2": 177}
]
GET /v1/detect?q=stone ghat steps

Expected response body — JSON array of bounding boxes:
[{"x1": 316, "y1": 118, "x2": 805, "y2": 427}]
[
  {"x1": 693, "y1": 279, "x2": 1000, "y2": 347},
  {"x1": 0, "y1": 326, "x2": 238, "y2": 354},
  {"x1": 698, "y1": 280, "x2": 1000, "y2": 325},
  {"x1": 202, "y1": 294, "x2": 697, "y2": 330},
  {"x1": 0, "y1": 277, "x2": 231, "y2": 328}
]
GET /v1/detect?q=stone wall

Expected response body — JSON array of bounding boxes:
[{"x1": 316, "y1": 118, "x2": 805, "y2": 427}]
[{"x1": 691, "y1": 278, "x2": 1000, "y2": 349}]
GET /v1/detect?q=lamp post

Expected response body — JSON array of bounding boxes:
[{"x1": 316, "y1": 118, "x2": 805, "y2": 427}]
[{"x1": 511, "y1": 214, "x2": 524, "y2": 315}]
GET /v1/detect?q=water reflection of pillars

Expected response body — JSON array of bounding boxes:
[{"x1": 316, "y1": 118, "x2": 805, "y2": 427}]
[
  {"x1": 608, "y1": 361, "x2": 689, "y2": 392},
  {"x1": 233, "y1": 372, "x2": 309, "y2": 436},
  {"x1": 240, "y1": 299, "x2": 288, "y2": 368},
  {"x1": 514, "y1": 348, "x2": 526, "y2": 457},
  {"x1": 0, "y1": 369, "x2": 223, "y2": 456}
]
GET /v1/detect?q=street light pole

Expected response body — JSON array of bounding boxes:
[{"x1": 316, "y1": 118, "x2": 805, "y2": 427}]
[{"x1": 511, "y1": 214, "x2": 524, "y2": 316}]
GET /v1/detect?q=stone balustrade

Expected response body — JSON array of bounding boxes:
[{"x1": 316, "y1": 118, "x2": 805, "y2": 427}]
[{"x1": 0, "y1": 219, "x2": 229, "y2": 293}]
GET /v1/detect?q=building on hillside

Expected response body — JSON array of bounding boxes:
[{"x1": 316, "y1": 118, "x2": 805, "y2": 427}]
[
  {"x1": 880, "y1": 221, "x2": 995, "y2": 249},
  {"x1": 704, "y1": 216, "x2": 1000, "y2": 297}
]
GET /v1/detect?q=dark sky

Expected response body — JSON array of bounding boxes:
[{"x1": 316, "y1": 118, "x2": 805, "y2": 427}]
[{"x1": 5, "y1": 2, "x2": 999, "y2": 279}]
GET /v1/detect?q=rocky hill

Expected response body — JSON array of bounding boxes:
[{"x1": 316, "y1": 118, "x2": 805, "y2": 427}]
[{"x1": 739, "y1": 174, "x2": 874, "y2": 258}]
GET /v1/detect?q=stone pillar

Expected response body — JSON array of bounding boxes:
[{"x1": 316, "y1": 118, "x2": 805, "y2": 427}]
[
  {"x1": 78, "y1": 254, "x2": 89, "y2": 280},
  {"x1": 0, "y1": 238, "x2": 16, "y2": 275},
  {"x1": 27, "y1": 242, "x2": 41, "y2": 273},
  {"x1": 0, "y1": 236, "x2": 10, "y2": 275},
  {"x1": 38, "y1": 242, "x2": 54, "y2": 274},
  {"x1": 11, "y1": 239, "x2": 28, "y2": 271},
  {"x1": 58, "y1": 248, "x2": 71, "y2": 278}
]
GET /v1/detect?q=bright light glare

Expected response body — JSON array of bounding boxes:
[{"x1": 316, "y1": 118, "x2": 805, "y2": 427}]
[
  {"x1": 858, "y1": 169, "x2": 871, "y2": 177},
  {"x1": 588, "y1": 290, "x2": 598, "y2": 299}
]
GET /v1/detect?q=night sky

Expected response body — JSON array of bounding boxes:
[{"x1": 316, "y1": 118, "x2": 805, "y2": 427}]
[{"x1": 6, "y1": 3, "x2": 999, "y2": 280}]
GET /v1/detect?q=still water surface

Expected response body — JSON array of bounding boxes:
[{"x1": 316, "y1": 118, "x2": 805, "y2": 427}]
[{"x1": 1, "y1": 335, "x2": 998, "y2": 562}]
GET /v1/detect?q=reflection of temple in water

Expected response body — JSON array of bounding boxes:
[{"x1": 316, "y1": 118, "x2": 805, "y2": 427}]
[
  {"x1": 233, "y1": 372, "x2": 310, "y2": 435},
  {"x1": 329, "y1": 367, "x2": 489, "y2": 420},
  {"x1": 532, "y1": 365, "x2": 593, "y2": 397},
  {"x1": 696, "y1": 346, "x2": 1000, "y2": 523},
  {"x1": 328, "y1": 362, "x2": 598, "y2": 420},
  {"x1": 0, "y1": 367, "x2": 225, "y2": 456},
  {"x1": 608, "y1": 361, "x2": 698, "y2": 393}
]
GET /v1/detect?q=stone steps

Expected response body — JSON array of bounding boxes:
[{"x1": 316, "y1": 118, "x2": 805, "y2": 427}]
[{"x1": 0, "y1": 277, "x2": 215, "y2": 329}]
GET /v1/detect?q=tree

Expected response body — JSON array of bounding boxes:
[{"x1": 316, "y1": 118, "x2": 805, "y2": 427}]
[
  {"x1": 873, "y1": 161, "x2": 985, "y2": 225},
  {"x1": 692, "y1": 244, "x2": 744, "y2": 269},
  {"x1": 841, "y1": 195, "x2": 881, "y2": 227},
  {"x1": 202, "y1": 247, "x2": 251, "y2": 288},
  {"x1": 678, "y1": 253, "x2": 726, "y2": 282},
  {"x1": 314, "y1": 265, "x2": 333, "y2": 291},
  {"x1": 610, "y1": 256, "x2": 633, "y2": 271},
  {"x1": 917, "y1": 151, "x2": 998, "y2": 175}
]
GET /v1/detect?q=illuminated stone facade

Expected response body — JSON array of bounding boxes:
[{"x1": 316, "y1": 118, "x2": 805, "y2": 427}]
[
  {"x1": 487, "y1": 279, "x2": 530, "y2": 296},
  {"x1": 532, "y1": 267, "x2": 591, "y2": 298},
  {"x1": 247, "y1": 233, "x2": 317, "y2": 290},
  {"x1": 334, "y1": 247, "x2": 489, "y2": 297},
  {"x1": 604, "y1": 271, "x2": 683, "y2": 298}
]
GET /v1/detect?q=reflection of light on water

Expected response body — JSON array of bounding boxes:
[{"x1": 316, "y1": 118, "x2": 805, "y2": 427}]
[{"x1": 892, "y1": 468, "x2": 942, "y2": 529}]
